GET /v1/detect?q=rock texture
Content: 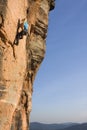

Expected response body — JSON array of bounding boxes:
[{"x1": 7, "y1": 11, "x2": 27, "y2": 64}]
[{"x1": 0, "y1": 0, "x2": 55, "y2": 130}]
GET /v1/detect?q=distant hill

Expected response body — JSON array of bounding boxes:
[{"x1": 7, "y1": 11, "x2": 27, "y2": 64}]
[
  {"x1": 60, "y1": 123, "x2": 87, "y2": 130},
  {"x1": 30, "y1": 122, "x2": 78, "y2": 130}
]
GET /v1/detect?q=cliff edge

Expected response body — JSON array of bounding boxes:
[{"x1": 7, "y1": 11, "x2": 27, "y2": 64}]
[{"x1": 0, "y1": 0, "x2": 55, "y2": 130}]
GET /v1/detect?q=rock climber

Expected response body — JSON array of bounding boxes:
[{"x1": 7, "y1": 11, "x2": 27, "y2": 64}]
[{"x1": 14, "y1": 18, "x2": 29, "y2": 45}]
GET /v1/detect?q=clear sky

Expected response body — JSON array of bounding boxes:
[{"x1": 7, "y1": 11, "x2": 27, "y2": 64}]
[{"x1": 30, "y1": 0, "x2": 87, "y2": 123}]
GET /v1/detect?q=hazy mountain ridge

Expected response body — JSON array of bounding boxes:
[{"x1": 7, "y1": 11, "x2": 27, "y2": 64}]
[
  {"x1": 30, "y1": 122, "x2": 87, "y2": 130},
  {"x1": 60, "y1": 123, "x2": 87, "y2": 130},
  {"x1": 30, "y1": 122, "x2": 78, "y2": 130}
]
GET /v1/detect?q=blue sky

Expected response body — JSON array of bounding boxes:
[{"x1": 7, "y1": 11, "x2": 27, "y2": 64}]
[{"x1": 30, "y1": 0, "x2": 87, "y2": 123}]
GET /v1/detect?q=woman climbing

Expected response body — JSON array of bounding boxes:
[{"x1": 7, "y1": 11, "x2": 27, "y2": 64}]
[{"x1": 14, "y1": 18, "x2": 29, "y2": 45}]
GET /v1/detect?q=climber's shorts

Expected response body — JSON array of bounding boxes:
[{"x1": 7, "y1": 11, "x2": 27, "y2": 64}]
[{"x1": 23, "y1": 29, "x2": 28, "y2": 35}]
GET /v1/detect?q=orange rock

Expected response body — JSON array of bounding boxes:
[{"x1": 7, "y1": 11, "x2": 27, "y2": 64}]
[{"x1": 0, "y1": 0, "x2": 55, "y2": 130}]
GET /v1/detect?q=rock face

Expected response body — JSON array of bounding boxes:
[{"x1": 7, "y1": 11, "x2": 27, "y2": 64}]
[{"x1": 0, "y1": 0, "x2": 55, "y2": 130}]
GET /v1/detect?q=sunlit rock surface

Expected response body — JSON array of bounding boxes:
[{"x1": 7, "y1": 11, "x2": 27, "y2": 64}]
[{"x1": 0, "y1": 0, "x2": 55, "y2": 130}]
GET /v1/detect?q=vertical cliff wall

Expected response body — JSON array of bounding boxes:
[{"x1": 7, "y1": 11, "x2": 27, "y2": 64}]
[{"x1": 0, "y1": 0, "x2": 55, "y2": 130}]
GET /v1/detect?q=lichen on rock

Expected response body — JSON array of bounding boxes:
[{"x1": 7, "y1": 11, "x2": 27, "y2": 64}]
[{"x1": 0, "y1": 0, "x2": 55, "y2": 130}]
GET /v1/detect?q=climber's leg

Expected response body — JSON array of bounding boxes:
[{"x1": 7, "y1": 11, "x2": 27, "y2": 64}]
[
  {"x1": 18, "y1": 31, "x2": 23, "y2": 39},
  {"x1": 14, "y1": 35, "x2": 19, "y2": 45},
  {"x1": 14, "y1": 19, "x2": 20, "y2": 45}
]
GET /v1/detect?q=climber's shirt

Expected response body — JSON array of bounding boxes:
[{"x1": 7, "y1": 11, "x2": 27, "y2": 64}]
[{"x1": 24, "y1": 22, "x2": 28, "y2": 31}]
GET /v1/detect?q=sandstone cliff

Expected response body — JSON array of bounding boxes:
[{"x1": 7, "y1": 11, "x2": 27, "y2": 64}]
[{"x1": 0, "y1": 0, "x2": 55, "y2": 130}]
